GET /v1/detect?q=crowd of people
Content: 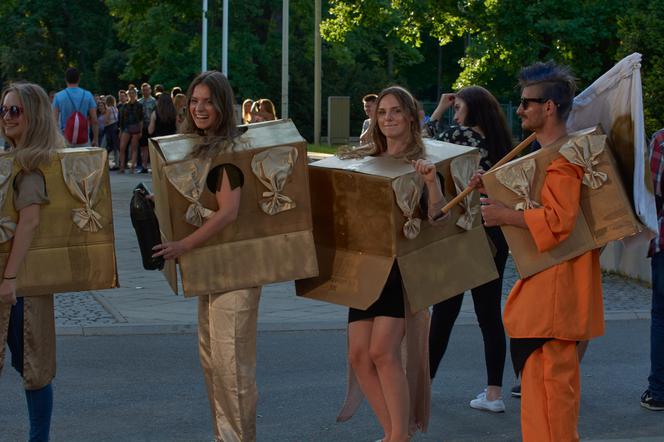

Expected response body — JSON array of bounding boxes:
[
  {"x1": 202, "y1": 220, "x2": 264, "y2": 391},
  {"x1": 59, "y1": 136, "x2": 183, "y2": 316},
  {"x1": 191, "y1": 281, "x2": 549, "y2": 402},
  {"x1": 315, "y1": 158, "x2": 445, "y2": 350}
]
[{"x1": 0, "y1": 58, "x2": 663, "y2": 442}]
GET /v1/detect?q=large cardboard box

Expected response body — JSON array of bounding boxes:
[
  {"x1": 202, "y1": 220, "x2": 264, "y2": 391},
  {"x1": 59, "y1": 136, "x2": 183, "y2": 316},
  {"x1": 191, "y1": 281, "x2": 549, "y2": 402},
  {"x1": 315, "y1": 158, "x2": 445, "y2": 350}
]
[
  {"x1": 149, "y1": 119, "x2": 318, "y2": 296},
  {"x1": 0, "y1": 148, "x2": 118, "y2": 296},
  {"x1": 482, "y1": 127, "x2": 644, "y2": 278},
  {"x1": 295, "y1": 139, "x2": 499, "y2": 313}
]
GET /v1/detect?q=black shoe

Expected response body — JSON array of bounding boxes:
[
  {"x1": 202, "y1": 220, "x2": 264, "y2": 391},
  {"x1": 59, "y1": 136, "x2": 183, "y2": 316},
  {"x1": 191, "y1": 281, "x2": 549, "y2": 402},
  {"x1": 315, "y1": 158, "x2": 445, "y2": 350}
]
[
  {"x1": 641, "y1": 390, "x2": 664, "y2": 411},
  {"x1": 511, "y1": 384, "x2": 521, "y2": 398}
]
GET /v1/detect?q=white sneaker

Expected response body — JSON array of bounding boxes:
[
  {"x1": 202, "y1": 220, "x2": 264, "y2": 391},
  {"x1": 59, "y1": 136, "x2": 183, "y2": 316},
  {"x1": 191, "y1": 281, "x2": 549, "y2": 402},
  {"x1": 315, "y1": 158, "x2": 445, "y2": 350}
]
[{"x1": 470, "y1": 391, "x2": 505, "y2": 413}]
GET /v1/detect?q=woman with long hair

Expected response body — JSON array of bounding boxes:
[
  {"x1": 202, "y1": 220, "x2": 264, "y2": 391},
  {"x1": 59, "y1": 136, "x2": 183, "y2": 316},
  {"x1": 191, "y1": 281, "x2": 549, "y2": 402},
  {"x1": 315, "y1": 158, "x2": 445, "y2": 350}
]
[
  {"x1": 117, "y1": 87, "x2": 143, "y2": 173},
  {"x1": 173, "y1": 93, "x2": 187, "y2": 132},
  {"x1": 104, "y1": 95, "x2": 120, "y2": 170},
  {"x1": 148, "y1": 92, "x2": 177, "y2": 137},
  {"x1": 0, "y1": 82, "x2": 66, "y2": 441},
  {"x1": 340, "y1": 86, "x2": 448, "y2": 442},
  {"x1": 152, "y1": 71, "x2": 261, "y2": 442},
  {"x1": 428, "y1": 85, "x2": 512, "y2": 412},
  {"x1": 241, "y1": 98, "x2": 253, "y2": 124},
  {"x1": 258, "y1": 98, "x2": 277, "y2": 121}
]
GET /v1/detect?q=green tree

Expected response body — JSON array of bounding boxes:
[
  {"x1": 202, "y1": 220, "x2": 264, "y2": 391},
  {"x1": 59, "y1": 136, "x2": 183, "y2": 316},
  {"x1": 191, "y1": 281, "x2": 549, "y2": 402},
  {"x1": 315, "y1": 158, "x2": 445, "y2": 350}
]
[
  {"x1": 617, "y1": 0, "x2": 664, "y2": 136},
  {"x1": 0, "y1": 0, "x2": 116, "y2": 92}
]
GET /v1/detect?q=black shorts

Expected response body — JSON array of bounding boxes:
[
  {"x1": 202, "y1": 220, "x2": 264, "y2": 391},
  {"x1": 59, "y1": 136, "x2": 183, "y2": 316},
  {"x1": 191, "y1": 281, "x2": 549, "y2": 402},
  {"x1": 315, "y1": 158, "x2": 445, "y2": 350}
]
[{"x1": 348, "y1": 262, "x2": 405, "y2": 322}]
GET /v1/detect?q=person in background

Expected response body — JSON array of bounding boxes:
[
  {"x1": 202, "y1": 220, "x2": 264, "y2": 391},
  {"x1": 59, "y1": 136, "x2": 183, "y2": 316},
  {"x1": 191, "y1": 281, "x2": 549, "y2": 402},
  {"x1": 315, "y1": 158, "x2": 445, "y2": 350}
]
[
  {"x1": 173, "y1": 93, "x2": 187, "y2": 132},
  {"x1": 0, "y1": 81, "x2": 67, "y2": 442},
  {"x1": 359, "y1": 93, "x2": 378, "y2": 144},
  {"x1": 154, "y1": 84, "x2": 165, "y2": 96},
  {"x1": 137, "y1": 82, "x2": 156, "y2": 173},
  {"x1": 242, "y1": 98, "x2": 253, "y2": 124},
  {"x1": 52, "y1": 67, "x2": 98, "y2": 147},
  {"x1": 148, "y1": 92, "x2": 177, "y2": 138},
  {"x1": 258, "y1": 98, "x2": 277, "y2": 121},
  {"x1": 428, "y1": 86, "x2": 511, "y2": 413},
  {"x1": 104, "y1": 95, "x2": 120, "y2": 170},
  {"x1": 171, "y1": 86, "x2": 183, "y2": 99},
  {"x1": 117, "y1": 87, "x2": 143, "y2": 174},
  {"x1": 642, "y1": 127, "x2": 664, "y2": 411}
]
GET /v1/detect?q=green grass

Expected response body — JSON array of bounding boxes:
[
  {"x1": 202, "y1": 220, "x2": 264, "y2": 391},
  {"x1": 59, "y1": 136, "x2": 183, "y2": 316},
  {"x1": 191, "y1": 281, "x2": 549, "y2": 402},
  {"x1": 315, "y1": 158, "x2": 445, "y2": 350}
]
[{"x1": 307, "y1": 144, "x2": 338, "y2": 154}]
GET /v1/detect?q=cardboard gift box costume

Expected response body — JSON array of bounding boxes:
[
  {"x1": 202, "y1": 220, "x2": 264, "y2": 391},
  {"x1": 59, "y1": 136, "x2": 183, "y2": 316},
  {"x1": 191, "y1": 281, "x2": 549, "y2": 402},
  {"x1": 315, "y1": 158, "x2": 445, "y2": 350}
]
[
  {"x1": 296, "y1": 138, "x2": 499, "y2": 313},
  {"x1": 148, "y1": 119, "x2": 318, "y2": 296},
  {"x1": 482, "y1": 126, "x2": 644, "y2": 278},
  {"x1": 0, "y1": 148, "x2": 118, "y2": 295}
]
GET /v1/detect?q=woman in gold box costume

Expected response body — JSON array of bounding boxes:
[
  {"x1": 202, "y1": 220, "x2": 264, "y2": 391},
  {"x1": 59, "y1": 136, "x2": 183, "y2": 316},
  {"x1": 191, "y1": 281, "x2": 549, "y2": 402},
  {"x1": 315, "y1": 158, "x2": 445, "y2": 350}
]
[
  {"x1": 152, "y1": 71, "x2": 261, "y2": 442},
  {"x1": 339, "y1": 86, "x2": 448, "y2": 442},
  {"x1": 0, "y1": 82, "x2": 65, "y2": 441}
]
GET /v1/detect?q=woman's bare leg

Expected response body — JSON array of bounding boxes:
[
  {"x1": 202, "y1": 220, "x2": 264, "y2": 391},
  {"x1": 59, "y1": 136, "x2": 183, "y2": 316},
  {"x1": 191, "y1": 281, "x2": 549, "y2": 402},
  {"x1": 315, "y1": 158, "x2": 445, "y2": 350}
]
[
  {"x1": 118, "y1": 132, "x2": 130, "y2": 173},
  {"x1": 348, "y1": 319, "x2": 392, "y2": 440},
  {"x1": 370, "y1": 317, "x2": 408, "y2": 442},
  {"x1": 129, "y1": 134, "x2": 140, "y2": 173}
]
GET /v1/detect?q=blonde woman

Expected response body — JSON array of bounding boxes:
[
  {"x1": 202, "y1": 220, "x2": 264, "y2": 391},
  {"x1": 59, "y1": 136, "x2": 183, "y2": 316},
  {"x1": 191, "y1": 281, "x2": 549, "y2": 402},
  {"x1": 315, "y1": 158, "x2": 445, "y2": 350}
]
[
  {"x1": 258, "y1": 98, "x2": 277, "y2": 120},
  {"x1": 340, "y1": 86, "x2": 448, "y2": 442},
  {"x1": 152, "y1": 71, "x2": 261, "y2": 442},
  {"x1": 0, "y1": 82, "x2": 65, "y2": 441},
  {"x1": 241, "y1": 98, "x2": 253, "y2": 124}
]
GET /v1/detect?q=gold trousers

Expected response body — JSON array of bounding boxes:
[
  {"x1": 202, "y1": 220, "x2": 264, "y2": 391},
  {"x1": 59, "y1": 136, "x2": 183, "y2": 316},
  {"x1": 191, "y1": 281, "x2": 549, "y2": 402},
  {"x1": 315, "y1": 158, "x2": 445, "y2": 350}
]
[
  {"x1": 0, "y1": 295, "x2": 56, "y2": 390},
  {"x1": 522, "y1": 339, "x2": 580, "y2": 442},
  {"x1": 198, "y1": 287, "x2": 261, "y2": 442}
]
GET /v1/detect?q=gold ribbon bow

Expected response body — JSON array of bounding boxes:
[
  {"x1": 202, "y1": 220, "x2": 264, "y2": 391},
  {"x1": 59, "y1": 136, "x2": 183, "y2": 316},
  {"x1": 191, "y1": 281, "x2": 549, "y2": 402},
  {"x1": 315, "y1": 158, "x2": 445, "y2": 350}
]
[
  {"x1": 495, "y1": 158, "x2": 541, "y2": 211},
  {"x1": 451, "y1": 154, "x2": 480, "y2": 230},
  {"x1": 559, "y1": 134, "x2": 608, "y2": 190},
  {"x1": 0, "y1": 157, "x2": 16, "y2": 242},
  {"x1": 392, "y1": 174, "x2": 424, "y2": 240},
  {"x1": 251, "y1": 146, "x2": 298, "y2": 215},
  {"x1": 164, "y1": 158, "x2": 215, "y2": 227},
  {"x1": 61, "y1": 150, "x2": 106, "y2": 232}
]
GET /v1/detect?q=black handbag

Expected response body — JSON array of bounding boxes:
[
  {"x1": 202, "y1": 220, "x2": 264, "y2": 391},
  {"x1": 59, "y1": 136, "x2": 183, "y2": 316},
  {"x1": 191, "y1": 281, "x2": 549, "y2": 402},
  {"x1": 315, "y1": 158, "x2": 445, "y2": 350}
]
[{"x1": 130, "y1": 182, "x2": 165, "y2": 270}]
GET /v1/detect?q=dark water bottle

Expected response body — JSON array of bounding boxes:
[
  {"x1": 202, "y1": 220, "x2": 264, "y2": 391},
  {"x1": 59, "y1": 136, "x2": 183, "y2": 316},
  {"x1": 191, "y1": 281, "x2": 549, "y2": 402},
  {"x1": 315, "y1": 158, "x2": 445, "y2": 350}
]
[{"x1": 130, "y1": 183, "x2": 165, "y2": 270}]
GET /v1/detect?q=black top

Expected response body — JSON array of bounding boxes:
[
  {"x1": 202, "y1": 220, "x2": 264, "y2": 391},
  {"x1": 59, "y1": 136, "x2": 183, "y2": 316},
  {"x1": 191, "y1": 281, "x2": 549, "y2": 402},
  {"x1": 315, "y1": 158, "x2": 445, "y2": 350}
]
[
  {"x1": 153, "y1": 113, "x2": 177, "y2": 137},
  {"x1": 206, "y1": 163, "x2": 244, "y2": 193}
]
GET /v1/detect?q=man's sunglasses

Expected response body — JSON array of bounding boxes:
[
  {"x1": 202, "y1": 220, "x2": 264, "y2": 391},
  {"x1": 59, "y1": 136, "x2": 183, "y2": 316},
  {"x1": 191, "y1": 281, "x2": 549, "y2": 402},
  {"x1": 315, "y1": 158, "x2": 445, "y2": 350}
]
[
  {"x1": 0, "y1": 105, "x2": 24, "y2": 119},
  {"x1": 519, "y1": 97, "x2": 549, "y2": 110}
]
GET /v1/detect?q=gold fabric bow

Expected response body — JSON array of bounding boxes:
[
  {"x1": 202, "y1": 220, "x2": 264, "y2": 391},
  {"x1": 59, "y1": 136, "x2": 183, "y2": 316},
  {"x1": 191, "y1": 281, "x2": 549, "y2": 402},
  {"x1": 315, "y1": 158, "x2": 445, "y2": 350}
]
[
  {"x1": 392, "y1": 174, "x2": 424, "y2": 240},
  {"x1": 451, "y1": 154, "x2": 480, "y2": 230},
  {"x1": 559, "y1": 134, "x2": 608, "y2": 190},
  {"x1": 164, "y1": 158, "x2": 215, "y2": 227},
  {"x1": 0, "y1": 156, "x2": 16, "y2": 242},
  {"x1": 61, "y1": 150, "x2": 106, "y2": 232},
  {"x1": 251, "y1": 146, "x2": 298, "y2": 215},
  {"x1": 495, "y1": 158, "x2": 541, "y2": 211}
]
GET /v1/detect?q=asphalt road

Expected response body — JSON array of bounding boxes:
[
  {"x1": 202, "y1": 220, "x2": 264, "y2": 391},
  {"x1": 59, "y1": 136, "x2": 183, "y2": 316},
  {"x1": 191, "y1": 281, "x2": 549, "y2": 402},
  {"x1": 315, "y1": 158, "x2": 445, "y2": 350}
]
[{"x1": 1, "y1": 320, "x2": 663, "y2": 441}]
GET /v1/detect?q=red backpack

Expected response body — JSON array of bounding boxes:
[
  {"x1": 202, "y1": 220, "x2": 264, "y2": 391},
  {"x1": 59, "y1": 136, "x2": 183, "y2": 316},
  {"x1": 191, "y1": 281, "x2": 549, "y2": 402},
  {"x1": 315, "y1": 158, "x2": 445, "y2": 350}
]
[{"x1": 63, "y1": 90, "x2": 89, "y2": 145}]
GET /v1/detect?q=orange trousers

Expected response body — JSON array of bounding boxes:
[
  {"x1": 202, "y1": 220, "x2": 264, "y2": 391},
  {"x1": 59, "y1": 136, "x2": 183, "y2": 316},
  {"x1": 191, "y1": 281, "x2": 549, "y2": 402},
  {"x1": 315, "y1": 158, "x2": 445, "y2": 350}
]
[{"x1": 521, "y1": 339, "x2": 580, "y2": 442}]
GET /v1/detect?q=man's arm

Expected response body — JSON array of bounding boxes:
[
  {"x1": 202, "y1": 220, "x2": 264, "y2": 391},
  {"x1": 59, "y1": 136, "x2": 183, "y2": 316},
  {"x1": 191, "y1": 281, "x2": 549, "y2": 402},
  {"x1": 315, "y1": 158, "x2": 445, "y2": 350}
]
[{"x1": 88, "y1": 107, "x2": 99, "y2": 146}]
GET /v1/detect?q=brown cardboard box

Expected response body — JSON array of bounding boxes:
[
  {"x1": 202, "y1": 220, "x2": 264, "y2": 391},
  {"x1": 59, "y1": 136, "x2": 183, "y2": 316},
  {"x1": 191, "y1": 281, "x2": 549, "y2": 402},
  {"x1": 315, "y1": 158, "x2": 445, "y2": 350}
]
[
  {"x1": 149, "y1": 119, "x2": 318, "y2": 296},
  {"x1": 482, "y1": 127, "x2": 644, "y2": 279},
  {"x1": 0, "y1": 148, "x2": 118, "y2": 296},
  {"x1": 295, "y1": 139, "x2": 499, "y2": 313}
]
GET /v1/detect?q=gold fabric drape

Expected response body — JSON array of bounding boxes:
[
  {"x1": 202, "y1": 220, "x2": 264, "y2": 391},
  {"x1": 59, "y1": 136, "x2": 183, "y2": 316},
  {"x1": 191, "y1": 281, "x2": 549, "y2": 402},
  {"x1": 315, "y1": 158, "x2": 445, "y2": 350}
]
[
  {"x1": 60, "y1": 150, "x2": 107, "y2": 232},
  {"x1": 392, "y1": 174, "x2": 424, "y2": 240},
  {"x1": 0, "y1": 156, "x2": 16, "y2": 242},
  {"x1": 451, "y1": 154, "x2": 480, "y2": 230},
  {"x1": 164, "y1": 158, "x2": 215, "y2": 227},
  {"x1": 559, "y1": 134, "x2": 609, "y2": 190},
  {"x1": 250, "y1": 145, "x2": 298, "y2": 215},
  {"x1": 495, "y1": 158, "x2": 541, "y2": 211},
  {"x1": 0, "y1": 295, "x2": 56, "y2": 390}
]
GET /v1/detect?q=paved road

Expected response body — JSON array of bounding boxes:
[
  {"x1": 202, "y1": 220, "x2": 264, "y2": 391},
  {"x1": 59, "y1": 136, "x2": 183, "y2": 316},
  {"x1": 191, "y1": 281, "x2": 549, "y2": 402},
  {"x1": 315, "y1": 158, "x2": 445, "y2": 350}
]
[{"x1": 1, "y1": 169, "x2": 662, "y2": 441}]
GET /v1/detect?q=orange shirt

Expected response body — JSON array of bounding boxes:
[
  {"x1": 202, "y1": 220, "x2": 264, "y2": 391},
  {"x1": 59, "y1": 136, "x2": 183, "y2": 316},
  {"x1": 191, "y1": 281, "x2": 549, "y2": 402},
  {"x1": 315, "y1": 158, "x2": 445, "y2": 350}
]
[{"x1": 503, "y1": 156, "x2": 605, "y2": 341}]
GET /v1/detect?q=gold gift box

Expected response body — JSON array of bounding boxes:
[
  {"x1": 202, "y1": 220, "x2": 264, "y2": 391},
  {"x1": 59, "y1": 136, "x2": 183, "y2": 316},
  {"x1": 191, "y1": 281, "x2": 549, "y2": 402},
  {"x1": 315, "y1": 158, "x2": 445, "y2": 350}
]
[
  {"x1": 482, "y1": 126, "x2": 644, "y2": 279},
  {"x1": 0, "y1": 148, "x2": 118, "y2": 296},
  {"x1": 295, "y1": 139, "x2": 499, "y2": 313},
  {"x1": 149, "y1": 119, "x2": 318, "y2": 296}
]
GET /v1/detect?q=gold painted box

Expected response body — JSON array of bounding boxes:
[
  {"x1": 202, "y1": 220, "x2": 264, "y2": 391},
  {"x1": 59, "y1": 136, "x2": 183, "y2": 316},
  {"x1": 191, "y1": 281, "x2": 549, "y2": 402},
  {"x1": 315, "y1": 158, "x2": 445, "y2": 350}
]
[
  {"x1": 482, "y1": 127, "x2": 644, "y2": 279},
  {"x1": 0, "y1": 148, "x2": 118, "y2": 296},
  {"x1": 295, "y1": 139, "x2": 499, "y2": 313},
  {"x1": 149, "y1": 119, "x2": 318, "y2": 296}
]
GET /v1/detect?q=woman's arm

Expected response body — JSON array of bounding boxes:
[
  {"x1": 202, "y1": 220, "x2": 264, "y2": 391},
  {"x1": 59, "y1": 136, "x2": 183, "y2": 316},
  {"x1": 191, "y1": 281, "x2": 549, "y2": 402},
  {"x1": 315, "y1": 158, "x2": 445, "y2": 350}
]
[
  {"x1": 0, "y1": 204, "x2": 40, "y2": 304},
  {"x1": 430, "y1": 93, "x2": 455, "y2": 122},
  {"x1": 148, "y1": 111, "x2": 156, "y2": 136},
  {"x1": 152, "y1": 168, "x2": 241, "y2": 260},
  {"x1": 413, "y1": 159, "x2": 448, "y2": 222}
]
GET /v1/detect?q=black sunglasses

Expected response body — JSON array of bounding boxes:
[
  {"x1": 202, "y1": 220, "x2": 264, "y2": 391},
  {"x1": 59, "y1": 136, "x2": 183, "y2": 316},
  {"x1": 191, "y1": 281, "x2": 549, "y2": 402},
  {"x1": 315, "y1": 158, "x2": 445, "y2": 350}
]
[
  {"x1": 519, "y1": 97, "x2": 549, "y2": 110},
  {"x1": 0, "y1": 105, "x2": 24, "y2": 119}
]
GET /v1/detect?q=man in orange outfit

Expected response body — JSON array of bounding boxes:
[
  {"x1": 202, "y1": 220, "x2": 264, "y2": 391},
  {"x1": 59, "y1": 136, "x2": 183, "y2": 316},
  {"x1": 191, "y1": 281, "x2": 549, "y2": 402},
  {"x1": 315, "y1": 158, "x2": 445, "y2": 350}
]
[{"x1": 479, "y1": 61, "x2": 605, "y2": 441}]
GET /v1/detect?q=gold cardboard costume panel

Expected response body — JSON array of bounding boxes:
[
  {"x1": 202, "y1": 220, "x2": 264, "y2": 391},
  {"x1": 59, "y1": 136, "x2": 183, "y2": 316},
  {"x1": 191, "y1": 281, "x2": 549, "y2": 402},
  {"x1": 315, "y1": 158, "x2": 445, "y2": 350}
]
[
  {"x1": 149, "y1": 119, "x2": 318, "y2": 296},
  {"x1": 0, "y1": 148, "x2": 118, "y2": 296},
  {"x1": 296, "y1": 139, "x2": 499, "y2": 312},
  {"x1": 482, "y1": 127, "x2": 644, "y2": 278}
]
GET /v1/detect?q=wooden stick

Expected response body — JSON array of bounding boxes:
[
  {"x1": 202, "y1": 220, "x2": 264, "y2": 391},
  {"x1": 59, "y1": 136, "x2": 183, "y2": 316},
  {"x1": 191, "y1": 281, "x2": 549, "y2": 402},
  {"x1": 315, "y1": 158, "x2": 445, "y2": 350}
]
[{"x1": 441, "y1": 132, "x2": 537, "y2": 214}]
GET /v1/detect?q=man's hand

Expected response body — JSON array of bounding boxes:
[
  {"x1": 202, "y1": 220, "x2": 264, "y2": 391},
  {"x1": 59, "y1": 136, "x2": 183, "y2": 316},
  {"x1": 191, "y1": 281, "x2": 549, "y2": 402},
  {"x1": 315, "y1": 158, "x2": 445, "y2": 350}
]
[{"x1": 481, "y1": 197, "x2": 513, "y2": 227}]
